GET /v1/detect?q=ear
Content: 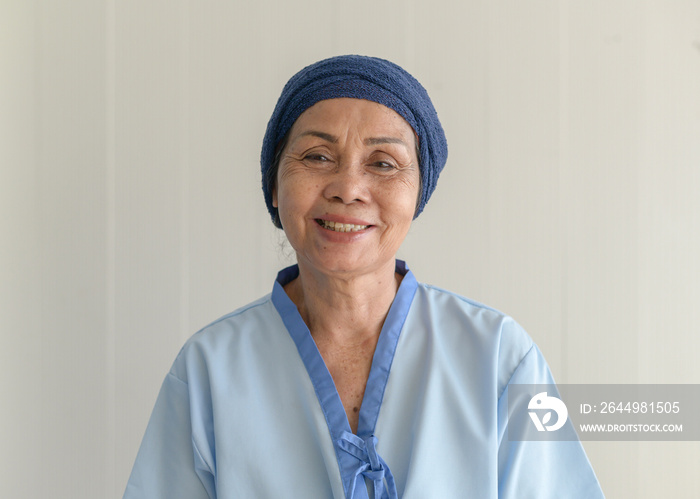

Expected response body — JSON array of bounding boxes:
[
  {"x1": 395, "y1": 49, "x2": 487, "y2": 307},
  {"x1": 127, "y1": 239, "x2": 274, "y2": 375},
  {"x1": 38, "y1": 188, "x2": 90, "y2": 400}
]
[{"x1": 272, "y1": 186, "x2": 278, "y2": 208}]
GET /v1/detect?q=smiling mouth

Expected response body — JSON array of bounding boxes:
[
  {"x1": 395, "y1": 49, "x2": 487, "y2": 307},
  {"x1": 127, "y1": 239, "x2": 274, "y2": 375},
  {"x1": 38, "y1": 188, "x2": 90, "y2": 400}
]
[{"x1": 316, "y1": 219, "x2": 370, "y2": 232}]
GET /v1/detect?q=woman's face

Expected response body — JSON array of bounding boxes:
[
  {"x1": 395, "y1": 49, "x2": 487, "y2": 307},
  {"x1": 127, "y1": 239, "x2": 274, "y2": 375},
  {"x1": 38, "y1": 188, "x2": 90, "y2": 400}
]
[{"x1": 273, "y1": 98, "x2": 420, "y2": 278}]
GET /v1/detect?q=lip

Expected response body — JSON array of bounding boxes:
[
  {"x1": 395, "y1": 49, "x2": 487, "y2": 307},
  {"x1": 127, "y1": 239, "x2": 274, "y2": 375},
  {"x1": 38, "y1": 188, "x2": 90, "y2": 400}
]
[
  {"x1": 312, "y1": 213, "x2": 375, "y2": 241},
  {"x1": 314, "y1": 213, "x2": 373, "y2": 226}
]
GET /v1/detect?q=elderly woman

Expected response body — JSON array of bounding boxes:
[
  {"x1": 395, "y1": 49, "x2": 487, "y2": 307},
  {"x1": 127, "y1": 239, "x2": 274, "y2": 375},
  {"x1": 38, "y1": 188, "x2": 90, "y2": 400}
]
[{"x1": 124, "y1": 55, "x2": 603, "y2": 498}]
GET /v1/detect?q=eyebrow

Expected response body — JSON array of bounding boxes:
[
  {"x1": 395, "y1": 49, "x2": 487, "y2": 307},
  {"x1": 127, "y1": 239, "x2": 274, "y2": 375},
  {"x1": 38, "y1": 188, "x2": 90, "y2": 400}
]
[
  {"x1": 297, "y1": 130, "x2": 408, "y2": 147},
  {"x1": 298, "y1": 130, "x2": 338, "y2": 143},
  {"x1": 364, "y1": 137, "x2": 407, "y2": 147}
]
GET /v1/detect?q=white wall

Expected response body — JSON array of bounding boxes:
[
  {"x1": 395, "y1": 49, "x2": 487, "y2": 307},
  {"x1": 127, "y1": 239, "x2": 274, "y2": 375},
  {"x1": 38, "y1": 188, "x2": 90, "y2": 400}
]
[{"x1": 2, "y1": 0, "x2": 699, "y2": 497}]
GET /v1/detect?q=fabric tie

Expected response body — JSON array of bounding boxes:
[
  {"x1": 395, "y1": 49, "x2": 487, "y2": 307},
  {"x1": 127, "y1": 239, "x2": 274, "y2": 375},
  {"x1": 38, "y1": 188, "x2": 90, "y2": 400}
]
[{"x1": 336, "y1": 431, "x2": 398, "y2": 499}]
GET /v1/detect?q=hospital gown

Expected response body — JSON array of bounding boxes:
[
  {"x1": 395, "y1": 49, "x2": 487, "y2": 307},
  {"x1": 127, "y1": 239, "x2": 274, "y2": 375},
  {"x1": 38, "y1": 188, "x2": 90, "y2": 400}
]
[{"x1": 124, "y1": 261, "x2": 604, "y2": 498}]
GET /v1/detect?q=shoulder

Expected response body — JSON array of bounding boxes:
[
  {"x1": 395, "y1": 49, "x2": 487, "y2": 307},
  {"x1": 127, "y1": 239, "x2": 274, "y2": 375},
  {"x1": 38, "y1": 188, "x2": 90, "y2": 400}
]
[
  {"x1": 193, "y1": 293, "x2": 274, "y2": 337},
  {"x1": 168, "y1": 293, "x2": 281, "y2": 382},
  {"x1": 418, "y1": 281, "x2": 502, "y2": 313},
  {"x1": 414, "y1": 282, "x2": 532, "y2": 347},
  {"x1": 412, "y1": 281, "x2": 537, "y2": 394}
]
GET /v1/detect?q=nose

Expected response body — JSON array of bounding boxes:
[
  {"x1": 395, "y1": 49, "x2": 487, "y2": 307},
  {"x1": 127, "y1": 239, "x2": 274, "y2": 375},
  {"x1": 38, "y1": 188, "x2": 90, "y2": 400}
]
[{"x1": 322, "y1": 159, "x2": 370, "y2": 205}]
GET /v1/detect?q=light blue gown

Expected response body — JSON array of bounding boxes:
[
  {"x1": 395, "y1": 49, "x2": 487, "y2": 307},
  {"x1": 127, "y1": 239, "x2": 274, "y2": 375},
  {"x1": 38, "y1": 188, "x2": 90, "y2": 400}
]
[{"x1": 124, "y1": 261, "x2": 604, "y2": 498}]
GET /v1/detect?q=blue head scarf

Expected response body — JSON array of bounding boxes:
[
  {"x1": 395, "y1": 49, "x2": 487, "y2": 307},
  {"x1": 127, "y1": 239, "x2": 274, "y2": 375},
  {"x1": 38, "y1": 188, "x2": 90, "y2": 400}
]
[{"x1": 261, "y1": 55, "x2": 448, "y2": 227}]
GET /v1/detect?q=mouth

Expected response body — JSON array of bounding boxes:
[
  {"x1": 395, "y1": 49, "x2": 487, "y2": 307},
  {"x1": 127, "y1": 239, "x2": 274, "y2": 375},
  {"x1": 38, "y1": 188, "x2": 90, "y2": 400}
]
[{"x1": 315, "y1": 219, "x2": 370, "y2": 233}]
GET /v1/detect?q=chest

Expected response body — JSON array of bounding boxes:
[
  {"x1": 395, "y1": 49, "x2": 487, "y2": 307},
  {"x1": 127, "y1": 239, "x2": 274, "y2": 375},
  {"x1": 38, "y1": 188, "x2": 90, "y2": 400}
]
[
  {"x1": 206, "y1": 319, "x2": 498, "y2": 498},
  {"x1": 316, "y1": 340, "x2": 377, "y2": 433}
]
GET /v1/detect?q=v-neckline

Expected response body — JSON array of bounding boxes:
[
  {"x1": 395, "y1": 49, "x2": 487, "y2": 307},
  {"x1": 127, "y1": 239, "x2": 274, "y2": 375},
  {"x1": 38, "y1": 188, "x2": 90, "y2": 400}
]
[{"x1": 271, "y1": 260, "x2": 417, "y2": 496}]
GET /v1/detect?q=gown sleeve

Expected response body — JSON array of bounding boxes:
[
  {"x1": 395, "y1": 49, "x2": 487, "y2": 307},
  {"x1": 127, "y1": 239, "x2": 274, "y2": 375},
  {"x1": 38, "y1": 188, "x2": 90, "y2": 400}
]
[
  {"x1": 496, "y1": 345, "x2": 605, "y2": 499},
  {"x1": 123, "y1": 372, "x2": 215, "y2": 499}
]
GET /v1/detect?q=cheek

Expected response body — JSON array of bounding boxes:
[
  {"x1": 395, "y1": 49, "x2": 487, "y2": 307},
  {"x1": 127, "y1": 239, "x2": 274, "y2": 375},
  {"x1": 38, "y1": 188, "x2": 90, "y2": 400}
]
[
  {"x1": 276, "y1": 176, "x2": 319, "y2": 221},
  {"x1": 385, "y1": 179, "x2": 421, "y2": 222}
]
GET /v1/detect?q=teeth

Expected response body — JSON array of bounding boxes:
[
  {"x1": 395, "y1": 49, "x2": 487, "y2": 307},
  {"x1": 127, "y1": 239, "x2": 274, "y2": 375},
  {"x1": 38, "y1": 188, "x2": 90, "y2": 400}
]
[{"x1": 319, "y1": 219, "x2": 369, "y2": 232}]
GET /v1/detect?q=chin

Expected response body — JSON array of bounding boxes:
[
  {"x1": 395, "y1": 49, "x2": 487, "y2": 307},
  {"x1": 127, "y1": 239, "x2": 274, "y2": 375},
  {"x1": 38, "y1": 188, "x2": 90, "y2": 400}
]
[
  {"x1": 307, "y1": 252, "x2": 394, "y2": 278},
  {"x1": 314, "y1": 259, "x2": 368, "y2": 275}
]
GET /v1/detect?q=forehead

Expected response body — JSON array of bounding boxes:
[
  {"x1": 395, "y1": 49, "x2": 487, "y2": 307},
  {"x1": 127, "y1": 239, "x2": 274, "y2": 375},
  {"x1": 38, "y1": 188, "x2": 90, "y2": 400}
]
[{"x1": 289, "y1": 98, "x2": 416, "y2": 138}]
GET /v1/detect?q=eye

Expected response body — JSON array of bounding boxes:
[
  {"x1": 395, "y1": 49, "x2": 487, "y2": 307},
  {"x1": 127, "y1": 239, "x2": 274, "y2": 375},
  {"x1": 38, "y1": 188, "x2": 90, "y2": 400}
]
[
  {"x1": 368, "y1": 150, "x2": 403, "y2": 171},
  {"x1": 375, "y1": 161, "x2": 395, "y2": 169},
  {"x1": 304, "y1": 153, "x2": 330, "y2": 163},
  {"x1": 370, "y1": 159, "x2": 398, "y2": 171}
]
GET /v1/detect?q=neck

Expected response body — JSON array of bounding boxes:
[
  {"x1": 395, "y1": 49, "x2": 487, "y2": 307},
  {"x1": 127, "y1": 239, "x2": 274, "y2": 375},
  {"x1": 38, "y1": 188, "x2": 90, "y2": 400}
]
[{"x1": 284, "y1": 260, "x2": 401, "y2": 345}]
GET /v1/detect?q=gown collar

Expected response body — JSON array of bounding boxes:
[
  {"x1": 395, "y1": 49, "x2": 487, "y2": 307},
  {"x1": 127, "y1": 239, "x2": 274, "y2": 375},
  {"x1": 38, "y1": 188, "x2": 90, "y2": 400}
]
[{"x1": 271, "y1": 260, "x2": 417, "y2": 499}]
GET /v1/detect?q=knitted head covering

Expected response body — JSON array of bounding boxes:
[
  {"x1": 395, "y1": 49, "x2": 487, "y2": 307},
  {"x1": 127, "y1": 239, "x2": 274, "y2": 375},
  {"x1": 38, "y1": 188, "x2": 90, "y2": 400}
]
[{"x1": 261, "y1": 54, "x2": 448, "y2": 228}]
